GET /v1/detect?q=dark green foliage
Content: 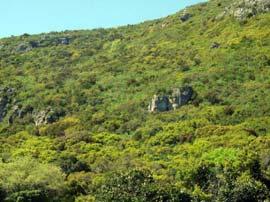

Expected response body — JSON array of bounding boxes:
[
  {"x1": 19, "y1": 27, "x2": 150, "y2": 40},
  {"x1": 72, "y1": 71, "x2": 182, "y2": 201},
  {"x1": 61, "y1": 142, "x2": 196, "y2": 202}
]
[
  {"x1": 6, "y1": 190, "x2": 46, "y2": 202},
  {"x1": 231, "y1": 174, "x2": 269, "y2": 202},
  {"x1": 191, "y1": 163, "x2": 217, "y2": 190},
  {"x1": 96, "y1": 170, "x2": 192, "y2": 202},
  {"x1": 59, "y1": 155, "x2": 90, "y2": 174}
]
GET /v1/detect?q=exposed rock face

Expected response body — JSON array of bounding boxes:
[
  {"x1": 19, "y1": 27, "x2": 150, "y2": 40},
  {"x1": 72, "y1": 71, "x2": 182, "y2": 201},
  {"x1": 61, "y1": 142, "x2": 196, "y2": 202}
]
[
  {"x1": 8, "y1": 105, "x2": 34, "y2": 124},
  {"x1": 0, "y1": 87, "x2": 64, "y2": 125},
  {"x1": 217, "y1": 0, "x2": 270, "y2": 21},
  {"x1": 15, "y1": 41, "x2": 39, "y2": 52},
  {"x1": 8, "y1": 105, "x2": 63, "y2": 126},
  {"x1": 148, "y1": 86, "x2": 194, "y2": 112},
  {"x1": 33, "y1": 108, "x2": 64, "y2": 126},
  {"x1": 148, "y1": 95, "x2": 171, "y2": 112},
  {"x1": 0, "y1": 88, "x2": 14, "y2": 122},
  {"x1": 15, "y1": 37, "x2": 69, "y2": 53},
  {"x1": 234, "y1": 0, "x2": 270, "y2": 20},
  {"x1": 170, "y1": 86, "x2": 194, "y2": 110}
]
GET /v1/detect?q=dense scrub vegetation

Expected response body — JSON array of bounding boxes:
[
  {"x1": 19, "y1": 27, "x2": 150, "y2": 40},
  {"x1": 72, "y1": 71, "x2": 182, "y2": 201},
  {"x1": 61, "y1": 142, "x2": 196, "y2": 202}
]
[{"x1": 0, "y1": 0, "x2": 270, "y2": 201}]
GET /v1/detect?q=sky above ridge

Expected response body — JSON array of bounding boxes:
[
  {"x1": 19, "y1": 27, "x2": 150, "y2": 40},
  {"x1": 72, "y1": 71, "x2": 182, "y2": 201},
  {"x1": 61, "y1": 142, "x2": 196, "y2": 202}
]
[{"x1": 0, "y1": 0, "x2": 206, "y2": 38}]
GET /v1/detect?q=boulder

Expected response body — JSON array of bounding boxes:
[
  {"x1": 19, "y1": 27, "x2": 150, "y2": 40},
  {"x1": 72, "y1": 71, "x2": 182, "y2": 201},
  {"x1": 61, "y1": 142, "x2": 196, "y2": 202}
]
[
  {"x1": 211, "y1": 42, "x2": 220, "y2": 49},
  {"x1": 29, "y1": 41, "x2": 39, "y2": 48},
  {"x1": 180, "y1": 13, "x2": 192, "y2": 22}
]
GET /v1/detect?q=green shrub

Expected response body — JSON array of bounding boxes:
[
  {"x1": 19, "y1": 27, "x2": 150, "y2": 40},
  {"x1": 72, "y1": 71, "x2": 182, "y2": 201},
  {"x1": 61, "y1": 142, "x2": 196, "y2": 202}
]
[
  {"x1": 95, "y1": 169, "x2": 192, "y2": 202},
  {"x1": 58, "y1": 155, "x2": 90, "y2": 175},
  {"x1": 232, "y1": 173, "x2": 269, "y2": 202},
  {"x1": 0, "y1": 158, "x2": 66, "y2": 202}
]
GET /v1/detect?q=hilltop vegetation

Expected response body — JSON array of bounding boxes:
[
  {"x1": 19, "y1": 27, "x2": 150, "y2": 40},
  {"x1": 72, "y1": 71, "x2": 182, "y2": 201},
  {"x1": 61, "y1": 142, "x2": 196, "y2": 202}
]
[{"x1": 0, "y1": 0, "x2": 270, "y2": 201}]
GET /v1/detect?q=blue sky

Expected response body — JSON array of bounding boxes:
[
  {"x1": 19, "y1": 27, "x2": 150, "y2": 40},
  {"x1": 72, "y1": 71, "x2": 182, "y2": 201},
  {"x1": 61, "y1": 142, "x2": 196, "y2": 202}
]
[{"x1": 1, "y1": 0, "x2": 205, "y2": 38}]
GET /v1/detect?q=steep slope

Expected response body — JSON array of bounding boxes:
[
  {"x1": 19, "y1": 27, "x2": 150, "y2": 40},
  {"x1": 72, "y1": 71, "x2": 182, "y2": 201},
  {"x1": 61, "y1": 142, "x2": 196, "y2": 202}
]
[{"x1": 0, "y1": 0, "x2": 270, "y2": 201}]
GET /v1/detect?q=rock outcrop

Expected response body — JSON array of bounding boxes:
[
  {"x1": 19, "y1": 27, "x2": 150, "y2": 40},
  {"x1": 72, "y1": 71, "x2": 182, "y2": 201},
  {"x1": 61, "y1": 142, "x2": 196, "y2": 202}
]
[
  {"x1": 217, "y1": 0, "x2": 270, "y2": 21},
  {"x1": 211, "y1": 42, "x2": 220, "y2": 49},
  {"x1": 33, "y1": 108, "x2": 64, "y2": 126},
  {"x1": 15, "y1": 43, "x2": 31, "y2": 52},
  {"x1": 148, "y1": 95, "x2": 171, "y2": 112},
  {"x1": 15, "y1": 37, "x2": 70, "y2": 53},
  {"x1": 8, "y1": 105, "x2": 34, "y2": 124},
  {"x1": 0, "y1": 86, "x2": 65, "y2": 126},
  {"x1": 7, "y1": 105, "x2": 64, "y2": 126},
  {"x1": 15, "y1": 41, "x2": 39, "y2": 52},
  {"x1": 180, "y1": 12, "x2": 192, "y2": 22},
  {"x1": 148, "y1": 86, "x2": 194, "y2": 113},
  {"x1": 58, "y1": 37, "x2": 69, "y2": 45},
  {"x1": 170, "y1": 86, "x2": 194, "y2": 110},
  {"x1": 233, "y1": 0, "x2": 270, "y2": 20}
]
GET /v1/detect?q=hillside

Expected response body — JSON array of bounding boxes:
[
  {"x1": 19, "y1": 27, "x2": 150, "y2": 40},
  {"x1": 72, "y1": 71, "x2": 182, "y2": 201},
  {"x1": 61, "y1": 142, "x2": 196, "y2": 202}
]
[{"x1": 0, "y1": 0, "x2": 270, "y2": 201}]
